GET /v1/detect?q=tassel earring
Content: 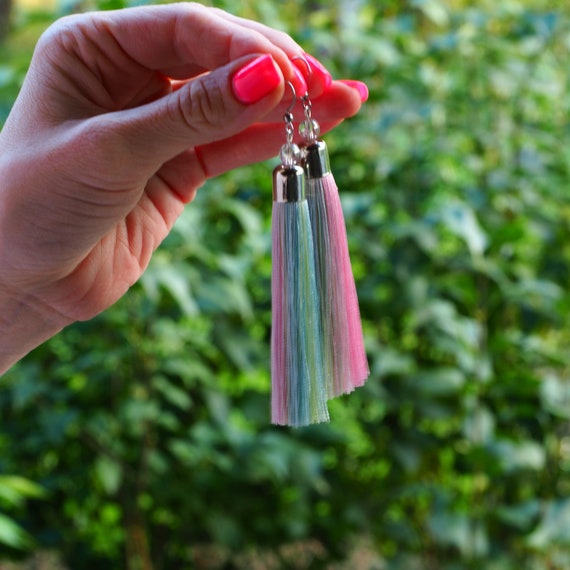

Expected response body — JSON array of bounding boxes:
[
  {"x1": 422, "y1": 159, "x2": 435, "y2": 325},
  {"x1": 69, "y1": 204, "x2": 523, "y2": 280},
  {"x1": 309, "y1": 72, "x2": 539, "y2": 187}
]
[
  {"x1": 271, "y1": 83, "x2": 329, "y2": 427},
  {"x1": 299, "y1": 89, "x2": 370, "y2": 399}
]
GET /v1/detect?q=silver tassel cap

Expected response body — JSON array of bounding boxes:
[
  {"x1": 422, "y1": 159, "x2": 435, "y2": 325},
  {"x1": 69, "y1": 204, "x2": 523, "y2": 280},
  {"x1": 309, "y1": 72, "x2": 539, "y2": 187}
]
[
  {"x1": 273, "y1": 164, "x2": 306, "y2": 203},
  {"x1": 303, "y1": 140, "x2": 331, "y2": 179}
]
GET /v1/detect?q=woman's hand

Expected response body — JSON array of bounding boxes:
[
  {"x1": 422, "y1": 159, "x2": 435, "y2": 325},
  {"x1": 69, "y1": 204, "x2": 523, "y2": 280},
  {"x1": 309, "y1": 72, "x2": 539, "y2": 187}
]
[{"x1": 0, "y1": 3, "x2": 366, "y2": 373}]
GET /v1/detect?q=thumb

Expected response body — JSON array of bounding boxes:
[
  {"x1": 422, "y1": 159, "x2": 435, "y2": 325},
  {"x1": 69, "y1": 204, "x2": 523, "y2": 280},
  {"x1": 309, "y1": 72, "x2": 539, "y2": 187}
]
[{"x1": 108, "y1": 54, "x2": 285, "y2": 170}]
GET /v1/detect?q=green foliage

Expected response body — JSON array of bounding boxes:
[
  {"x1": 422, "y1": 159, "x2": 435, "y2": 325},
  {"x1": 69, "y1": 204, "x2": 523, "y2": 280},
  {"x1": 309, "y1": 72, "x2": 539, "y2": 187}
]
[
  {"x1": 0, "y1": 476, "x2": 45, "y2": 551},
  {"x1": 2, "y1": 0, "x2": 570, "y2": 568}
]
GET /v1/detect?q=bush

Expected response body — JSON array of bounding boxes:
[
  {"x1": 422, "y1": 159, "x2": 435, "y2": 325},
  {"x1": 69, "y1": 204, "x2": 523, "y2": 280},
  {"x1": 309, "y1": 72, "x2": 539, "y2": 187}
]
[{"x1": 2, "y1": 1, "x2": 570, "y2": 569}]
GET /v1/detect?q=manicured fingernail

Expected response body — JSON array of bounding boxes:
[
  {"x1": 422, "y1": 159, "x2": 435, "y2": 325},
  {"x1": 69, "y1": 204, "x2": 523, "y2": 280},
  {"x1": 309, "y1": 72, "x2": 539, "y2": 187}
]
[
  {"x1": 296, "y1": 53, "x2": 333, "y2": 88},
  {"x1": 290, "y1": 66, "x2": 308, "y2": 97},
  {"x1": 232, "y1": 54, "x2": 282, "y2": 104},
  {"x1": 339, "y1": 79, "x2": 369, "y2": 102}
]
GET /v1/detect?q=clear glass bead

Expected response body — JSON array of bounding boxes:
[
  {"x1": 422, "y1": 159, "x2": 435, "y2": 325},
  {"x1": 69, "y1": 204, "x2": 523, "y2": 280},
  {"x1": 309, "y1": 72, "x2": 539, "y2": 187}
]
[
  {"x1": 299, "y1": 119, "x2": 320, "y2": 143},
  {"x1": 280, "y1": 142, "x2": 301, "y2": 167}
]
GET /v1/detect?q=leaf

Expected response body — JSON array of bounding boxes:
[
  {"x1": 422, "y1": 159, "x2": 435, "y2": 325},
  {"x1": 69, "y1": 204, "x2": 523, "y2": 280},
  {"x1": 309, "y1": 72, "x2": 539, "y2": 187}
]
[
  {"x1": 197, "y1": 276, "x2": 253, "y2": 319},
  {"x1": 153, "y1": 376, "x2": 193, "y2": 411},
  {"x1": 0, "y1": 476, "x2": 45, "y2": 506},
  {"x1": 540, "y1": 373, "x2": 570, "y2": 419},
  {"x1": 141, "y1": 262, "x2": 198, "y2": 316},
  {"x1": 204, "y1": 390, "x2": 230, "y2": 425},
  {"x1": 502, "y1": 278, "x2": 563, "y2": 311},
  {"x1": 410, "y1": 299, "x2": 481, "y2": 351},
  {"x1": 169, "y1": 439, "x2": 199, "y2": 467},
  {"x1": 428, "y1": 510, "x2": 488, "y2": 557},
  {"x1": 463, "y1": 406, "x2": 495, "y2": 445},
  {"x1": 121, "y1": 400, "x2": 162, "y2": 435},
  {"x1": 373, "y1": 346, "x2": 416, "y2": 378},
  {"x1": 391, "y1": 443, "x2": 422, "y2": 473},
  {"x1": 438, "y1": 201, "x2": 487, "y2": 256},
  {"x1": 411, "y1": 0, "x2": 450, "y2": 27},
  {"x1": 496, "y1": 500, "x2": 540, "y2": 530},
  {"x1": 249, "y1": 445, "x2": 290, "y2": 483},
  {"x1": 489, "y1": 440, "x2": 546, "y2": 473},
  {"x1": 0, "y1": 513, "x2": 32, "y2": 550},
  {"x1": 95, "y1": 457, "x2": 122, "y2": 495},
  {"x1": 407, "y1": 368, "x2": 465, "y2": 396},
  {"x1": 528, "y1": 499, "x2": 570, "y2": 548},
  {"x1": 222, "y1": 198, "x2": 263, "y2": 237}
]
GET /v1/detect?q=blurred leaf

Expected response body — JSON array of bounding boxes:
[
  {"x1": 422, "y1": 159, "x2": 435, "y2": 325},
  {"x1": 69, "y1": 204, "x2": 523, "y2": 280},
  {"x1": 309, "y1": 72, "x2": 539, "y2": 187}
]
[
  {"x1": 436, "y1": 200, "x2": 487, "y2": 256},
  {"x1": 411, "y1": 0, "x2": 450, "y2": 27},
  {"x1": 407, "y1": 368, "x2": 465, "y2": 396},
  {"x1": 489, "y1": 440, "x2": 546, "y2": 473},
  {"x1": 540, "y1": 373, "x2": 570, "y2": 419},
  {"x1": 496, "y1": 499, "x2": 540, "y2": 530},
  {"x1": 0, "y1": 512, "x2": 32, "y2": 550},
  {"x1": 0, "y1": 476, "x2": 45, "y2": 508},
  {"x1": 95, "y1": 457, "x2": 123, "y2": 496},
  {"x1": 153, "y1": 375, "x2": 193, "y2": 411},
  {"x1": 528, "y1": 499, "x2": 570, "y2": 548},
  {"x1": 429, "y1": 510, "x2": 488, "y2": 557},
  {"x1": 463, "y1": 405, "x2": 495, "y2": 445},
  {"x1": 141, "y1": 262, "x2": 199, "y2": 316}
]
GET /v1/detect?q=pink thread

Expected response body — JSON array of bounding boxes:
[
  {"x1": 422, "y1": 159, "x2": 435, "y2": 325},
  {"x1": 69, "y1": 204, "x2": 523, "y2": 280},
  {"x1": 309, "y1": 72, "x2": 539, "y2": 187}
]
[{"x1": 321, "y1": 174, "x2": 369, "y2": 393}]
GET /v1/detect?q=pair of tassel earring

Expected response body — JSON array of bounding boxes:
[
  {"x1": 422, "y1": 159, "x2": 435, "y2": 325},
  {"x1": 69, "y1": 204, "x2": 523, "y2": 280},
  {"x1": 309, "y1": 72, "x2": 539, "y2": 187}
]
[{"x1": 271, "y1": 81, "x2": 369, "y2": 427}]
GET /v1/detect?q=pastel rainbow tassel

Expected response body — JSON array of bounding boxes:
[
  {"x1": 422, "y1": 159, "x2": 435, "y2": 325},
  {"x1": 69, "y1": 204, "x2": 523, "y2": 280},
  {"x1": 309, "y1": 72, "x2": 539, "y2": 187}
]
[
  {"x1": 301, "y1": 119, "x2": 369, "y2": 398},
  {"x1": 271, "y1": 161, "x2": 329, "y2": 426}
]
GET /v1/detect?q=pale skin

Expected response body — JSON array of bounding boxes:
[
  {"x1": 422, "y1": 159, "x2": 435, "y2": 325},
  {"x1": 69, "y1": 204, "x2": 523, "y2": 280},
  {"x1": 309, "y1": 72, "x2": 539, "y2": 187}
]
[{"x1": 0, "y1": 3, "x2": 365, "y2": 375}]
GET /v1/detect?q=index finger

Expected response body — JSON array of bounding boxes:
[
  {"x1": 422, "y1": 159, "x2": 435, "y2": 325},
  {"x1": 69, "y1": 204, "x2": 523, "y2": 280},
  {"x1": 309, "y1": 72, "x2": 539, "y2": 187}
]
[{"x1": 79, "y1": 3, "x2": 302, "y2": 80}]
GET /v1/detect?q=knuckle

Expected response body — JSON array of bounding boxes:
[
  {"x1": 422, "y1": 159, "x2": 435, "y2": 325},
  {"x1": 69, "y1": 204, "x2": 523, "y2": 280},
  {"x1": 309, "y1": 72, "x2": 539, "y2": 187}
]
[{"x1": 179, "y1": 78, "x2": 229, "y2": 134}]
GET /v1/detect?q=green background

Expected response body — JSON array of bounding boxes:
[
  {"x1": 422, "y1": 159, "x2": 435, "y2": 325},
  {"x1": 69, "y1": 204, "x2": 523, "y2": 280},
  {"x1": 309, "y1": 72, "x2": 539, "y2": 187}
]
[{"x1": 1, "y1": 0, "x2": 570, "y2": 568}]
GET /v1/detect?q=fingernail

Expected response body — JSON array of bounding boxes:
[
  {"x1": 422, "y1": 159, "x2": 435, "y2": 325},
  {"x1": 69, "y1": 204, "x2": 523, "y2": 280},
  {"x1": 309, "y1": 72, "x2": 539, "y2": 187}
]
[
  {"x1": 339, "y1": 79, "x2": 369, "y2": 102},
  {"x1": 290, "y1": 66, "x2": 308, "y2": 97},
  {"x1": 232, "y1": 54, "x2": 282, "y2": 104},
  {"x1": 296, "y1": 53, "x2": 333, "y2": 89}
]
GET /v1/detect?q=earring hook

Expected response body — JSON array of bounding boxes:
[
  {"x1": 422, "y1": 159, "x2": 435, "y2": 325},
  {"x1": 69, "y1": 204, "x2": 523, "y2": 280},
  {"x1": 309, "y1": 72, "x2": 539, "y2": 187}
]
[
  {"x1": 291, "y1": 55, "x2": 312, "y2": 82},
  {"x1": 284, "y1": 80, "x2": 297, "y2": 115}
]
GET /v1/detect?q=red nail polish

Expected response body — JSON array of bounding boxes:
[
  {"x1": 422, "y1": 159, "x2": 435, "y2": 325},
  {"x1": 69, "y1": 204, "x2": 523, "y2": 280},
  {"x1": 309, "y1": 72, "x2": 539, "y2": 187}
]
[
  {"x1": 297, "y1": 53, "x2": 332, "y2": 88},
  {"x1": 232, "y1": 54, "x2": 282, "y2": 104},
  {"x1": 339, "y1": 79, "x2": 369, "y2": 102}
]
